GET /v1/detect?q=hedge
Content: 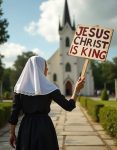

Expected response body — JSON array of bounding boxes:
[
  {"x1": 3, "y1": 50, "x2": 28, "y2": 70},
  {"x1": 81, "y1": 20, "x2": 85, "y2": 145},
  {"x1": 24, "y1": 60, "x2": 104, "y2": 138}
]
[
  {"x1": 99, "y1": 106, "x2": 117, "y2": 138},
  {"x1": 79, "y1": 97, "x2": 104, "y2": 122},
  {"x1": 0, "y1": 102, "x2": 12, "y2": 128},
  {"x1": 101, "y1": 89, "x2": 109, "y2": 101},
  {"x1": 79, "y1": 97, "x2": 87, "y2": 108},
  {"x1": 79, "y1": 97, "x2": 117, "y2": 139}
]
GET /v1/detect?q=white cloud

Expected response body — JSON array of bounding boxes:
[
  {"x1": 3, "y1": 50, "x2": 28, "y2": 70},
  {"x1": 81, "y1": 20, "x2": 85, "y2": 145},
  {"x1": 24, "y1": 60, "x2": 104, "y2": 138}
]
[
  {"x1": 24, "y1": 0, "x2": 117, "y2": 48},
  {"x1": 0, "y1": 43, "x2": 45, "y2": 68},
  {"x1": 25, "y1": 0, "x2": 64, "y2": 42},
  {"x1": 24, "y1": 21, "x2": 39, "y2": 36},
  {"x1": 32, "y1": 48, "x2": 45, "y2": 57}
]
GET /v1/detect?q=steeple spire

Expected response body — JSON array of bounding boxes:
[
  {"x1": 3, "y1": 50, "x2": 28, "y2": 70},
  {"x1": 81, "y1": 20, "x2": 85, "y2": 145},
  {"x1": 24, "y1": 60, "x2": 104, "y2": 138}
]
[
  {"x1": 63, "y1": 0, "x2": 71, "y2": 27},
  {"x1": 59, "y1": 0, "x2": 75, "y2": 31}
]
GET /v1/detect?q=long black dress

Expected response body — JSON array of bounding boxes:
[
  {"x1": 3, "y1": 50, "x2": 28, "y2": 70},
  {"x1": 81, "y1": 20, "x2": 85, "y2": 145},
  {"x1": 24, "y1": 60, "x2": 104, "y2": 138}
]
[{"x1": 9, "y1": 89, "x2": 76, "y2": 150}]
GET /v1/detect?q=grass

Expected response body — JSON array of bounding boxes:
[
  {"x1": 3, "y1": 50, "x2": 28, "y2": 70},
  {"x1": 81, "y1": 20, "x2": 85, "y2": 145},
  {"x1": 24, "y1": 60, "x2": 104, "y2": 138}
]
[
  {"x1": 0, "y1": 102, "x2": 12, "y2": 107},
  {"x1": 90, "y1": 97, "x2": 117, "y2": 108},
  {"x1": 99, "y1": 100, "x2": 117, "y2": 108}
]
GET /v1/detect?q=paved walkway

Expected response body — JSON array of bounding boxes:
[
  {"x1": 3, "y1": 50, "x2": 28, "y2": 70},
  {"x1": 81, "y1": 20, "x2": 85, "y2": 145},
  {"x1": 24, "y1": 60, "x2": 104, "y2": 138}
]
[{"x1": 0, "y1": 102, "x2": 117, "y2": 150}]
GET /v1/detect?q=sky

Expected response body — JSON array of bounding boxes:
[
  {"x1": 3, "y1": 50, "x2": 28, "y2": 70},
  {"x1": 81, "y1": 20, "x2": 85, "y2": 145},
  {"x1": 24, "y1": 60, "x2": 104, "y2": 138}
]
[{"x1": 0, "y1": 0, "x2": 117, "y2": 68}]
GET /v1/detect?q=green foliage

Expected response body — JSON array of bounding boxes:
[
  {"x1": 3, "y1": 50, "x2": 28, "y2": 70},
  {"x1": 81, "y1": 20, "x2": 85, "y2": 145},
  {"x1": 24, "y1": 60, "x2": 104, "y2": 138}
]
[
  {"x1": 80, "y1": 97, "x2": 117, "y2": 139},
  {"x1": 99, "y1": 106, "x2": 117, "y2": 138},
  {"x1": 2, "y1": 68, "x2": 12, "y2": 93},
  {"x1": 101, "y1": 89, "x2": 109, "y2": 101},
  {"x1": 99, "y1": 100, "x2": 117, "y2": 108},
  {"x1": 0, "y1": 0, "x2": 9, "y2": 44},
  {"x1": 0, "y1": 102, "x2": 12, "y2": 128},
  {"x1": 91, "y1": 58, "x2": 117, "y2": 93},
  {"x1": 79, "y1": 97, "x2": 104, "y2": 122},
  {"x1": 0, "y1": 54, "x2": 4, "y2": 81},
  {"x1": 90, "y1": 61, "x2": 104, "y2": 90},
  {"x1": 79, "y1": 96, "x2": 87, "y2": 108},
  {"x1": 0, "y1": 106, "x2": 5, "y2": 127},
  {"x1": 0, "y1": 0, "x2": 9, "y2": 96},
  {"x1": 86, "y1": 99, "x2": 104, "y2": 122},
  {"x1": 3, "y1": 91, "x2": 11, "y2": 99}
]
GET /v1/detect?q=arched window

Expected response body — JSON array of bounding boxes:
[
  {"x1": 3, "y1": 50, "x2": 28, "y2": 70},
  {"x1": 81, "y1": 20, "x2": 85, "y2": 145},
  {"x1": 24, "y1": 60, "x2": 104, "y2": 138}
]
[
  {"x1": 53, "y1": 73, "x2": 57, "y2": 82},
  {"x1": 65, "y1": 63, "x2": 71, "y2": 72},
  {"x1": 66, "y1": 37, "x2": 70, "y2": 47},
  {"x1": 65, "y1": 81, "x2": 72, "y2": 96}
]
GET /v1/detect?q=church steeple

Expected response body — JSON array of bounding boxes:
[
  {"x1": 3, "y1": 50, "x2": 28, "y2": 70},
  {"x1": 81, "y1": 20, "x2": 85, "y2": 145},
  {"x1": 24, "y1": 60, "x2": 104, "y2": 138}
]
[
  {"x1": 63, "y1": 0, "x2": 71, "y2": 27},
  {"x1": 59, "y1": 0, "x2": 75, "y2": 31}
]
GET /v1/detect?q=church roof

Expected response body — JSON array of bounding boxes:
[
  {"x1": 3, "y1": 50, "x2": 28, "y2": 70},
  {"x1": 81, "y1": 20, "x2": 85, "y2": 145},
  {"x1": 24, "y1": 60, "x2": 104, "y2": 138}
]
[
  {"x1": 59, "y1": 0, "x2": 75, "y2": 31},
  {"x1": 47, "y1": 49, "x2": 59, "y2": 62}
]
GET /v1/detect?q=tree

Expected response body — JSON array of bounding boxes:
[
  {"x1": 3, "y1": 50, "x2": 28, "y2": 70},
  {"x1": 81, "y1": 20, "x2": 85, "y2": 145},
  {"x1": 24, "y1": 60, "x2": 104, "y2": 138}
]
[
  {"x1": 99, "y1": 61, "x2": 113, "y2": 91},
  {"x1": 91, "y1": 57, "x2": 117, "y2": 94},
  {"x1": 0, "y1": 0, "x2": 9, "y2": 99},
  {"x1": 0, "y1": 53, "x2": 4, "y2": 81},
  {"x1": 111, "y1": 57, "x2": 117, "y2": 79},
  {"x1": 0, "y1": 0, "x2": 9, "y2": 44},
  {"x1": 0, "y1": 54, "x2": 4, "y2": 99},
  {"x1": 101, "y1": 89, "x2": 109, "y2": 101},
  {"x1": 90, "y1": 60, "x2": 104, "y2": 90},
  {"x1": 2, "y1": 68, "x2": 12, "y2": 92}
]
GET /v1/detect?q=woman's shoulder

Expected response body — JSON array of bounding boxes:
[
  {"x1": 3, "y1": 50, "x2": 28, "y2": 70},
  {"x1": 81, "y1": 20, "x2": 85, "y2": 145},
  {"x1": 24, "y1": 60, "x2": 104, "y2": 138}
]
[
  {"x1": 51, "y1": 89, "x2": 60, "y2": 93},
  {"x1": 49, "y1": 89, "x2": 61, "y2": 97}
]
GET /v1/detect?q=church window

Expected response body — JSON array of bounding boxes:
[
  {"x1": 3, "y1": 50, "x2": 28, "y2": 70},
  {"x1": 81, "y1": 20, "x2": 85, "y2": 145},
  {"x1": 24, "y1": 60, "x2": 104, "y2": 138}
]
[
  {"x1": 65, "y1": 81, "x2": 72, "y2": 96},
  {"x1": 65, "y1": 63, "x2": 71, "y2": 72},
  {"x1": 66, "y1": 37, "x2": 70, "y2": 47},
  {"x1": 53, "y1": 73, "x2": 57, "y2": 81}
]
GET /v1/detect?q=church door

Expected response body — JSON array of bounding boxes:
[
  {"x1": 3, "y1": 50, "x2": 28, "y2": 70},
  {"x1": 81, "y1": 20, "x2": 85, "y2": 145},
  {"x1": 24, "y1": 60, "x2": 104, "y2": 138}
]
[{"x1": 65, "y1": 81, "x2": 72, "y2": 96}]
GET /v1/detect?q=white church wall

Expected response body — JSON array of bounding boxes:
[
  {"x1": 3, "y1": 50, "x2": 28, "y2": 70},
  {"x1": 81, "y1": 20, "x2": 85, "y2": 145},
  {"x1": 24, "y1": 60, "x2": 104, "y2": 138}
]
[{"x1": 47, "y1": 50, "x2": 65, "y2": 93}]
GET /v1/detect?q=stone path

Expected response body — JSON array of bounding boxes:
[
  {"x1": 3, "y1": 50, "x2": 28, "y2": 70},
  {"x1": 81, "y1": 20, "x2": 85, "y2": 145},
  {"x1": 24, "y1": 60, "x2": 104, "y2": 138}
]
[{"x1": 0, "y1": 102, "x2": 117, "y2": 150}]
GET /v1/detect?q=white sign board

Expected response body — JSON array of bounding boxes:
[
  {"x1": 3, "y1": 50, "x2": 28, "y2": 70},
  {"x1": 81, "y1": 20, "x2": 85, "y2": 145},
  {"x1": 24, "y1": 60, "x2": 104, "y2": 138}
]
[{"x1": 68, "y1": 25, "x2": 113, "y2": 62}]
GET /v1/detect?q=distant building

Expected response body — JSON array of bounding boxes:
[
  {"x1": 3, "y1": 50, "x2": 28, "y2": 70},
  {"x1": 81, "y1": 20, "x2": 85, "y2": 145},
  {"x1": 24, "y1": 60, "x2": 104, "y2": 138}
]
[{"x1": 47, "y1": 0, "x2": 94, "y2": 96}]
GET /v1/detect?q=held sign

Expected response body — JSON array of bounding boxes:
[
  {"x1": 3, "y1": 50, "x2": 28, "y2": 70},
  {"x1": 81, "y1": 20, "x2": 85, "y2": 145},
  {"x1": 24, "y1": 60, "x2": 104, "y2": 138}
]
[{"x1": 68, "y1": 25, "x2": 114, "y2": 61}]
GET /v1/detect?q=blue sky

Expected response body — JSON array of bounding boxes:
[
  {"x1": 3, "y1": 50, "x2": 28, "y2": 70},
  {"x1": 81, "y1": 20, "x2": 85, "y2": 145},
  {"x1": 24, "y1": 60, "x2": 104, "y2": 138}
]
[
  {"x1": 1, "y1": 0, "x2": 117, "y2": 67},
  {"x1": 3, "y1": 0, "x2": 58, "y2": 49}
]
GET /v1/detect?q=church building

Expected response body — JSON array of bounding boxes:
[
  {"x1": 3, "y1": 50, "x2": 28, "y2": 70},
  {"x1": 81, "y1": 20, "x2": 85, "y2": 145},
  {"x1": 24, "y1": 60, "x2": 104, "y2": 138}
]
[{"x1": 47, "y1": 0, "x2": 94, "y2": 96}]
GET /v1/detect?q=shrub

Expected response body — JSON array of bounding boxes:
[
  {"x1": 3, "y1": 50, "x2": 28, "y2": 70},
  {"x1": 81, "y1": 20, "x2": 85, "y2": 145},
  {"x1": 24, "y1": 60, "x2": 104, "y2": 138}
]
[
  {"x1": 79, "y1": 97, "x2": 104, "y2": 122},
  {"x1": 79, "y1": 97, "x2": 117, "y2": 139},
  {"x1": 99, "y1": 106, "x2": 117, "y2": 138},
  {"x1": 3, "y1": 91, "x2": 11, "y2": 99},
  {"x1": 101, "y1": 89, "x2": 109, "y2": 101},
  {"x1": 0, "y1": 102, "x2": 12, "y2": 128},
  {"x1": 79, "y1": 97, "x2": 87, "y2": 108},
  {"x1": 0, "y1": 107, "x2": 5, "y2": 128},
  {"x1": 86, "y1": 99, "x2": 104, "y2": 122}
]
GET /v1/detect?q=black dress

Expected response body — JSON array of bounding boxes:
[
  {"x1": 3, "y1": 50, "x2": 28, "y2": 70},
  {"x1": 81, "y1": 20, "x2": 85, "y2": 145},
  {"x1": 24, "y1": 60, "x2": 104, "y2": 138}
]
[{"x1": 9, "y1": 89, "x2": 76, "y2": 150}]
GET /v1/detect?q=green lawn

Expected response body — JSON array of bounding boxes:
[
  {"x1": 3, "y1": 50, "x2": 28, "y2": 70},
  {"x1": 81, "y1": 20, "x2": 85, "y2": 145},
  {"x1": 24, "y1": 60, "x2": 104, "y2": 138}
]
[
  {"x1": 0, "y1": 102, "x2": 12, "y2": 107},
  {"x1": 98, "y1": 100, "x2": 117, "y2": 108}
]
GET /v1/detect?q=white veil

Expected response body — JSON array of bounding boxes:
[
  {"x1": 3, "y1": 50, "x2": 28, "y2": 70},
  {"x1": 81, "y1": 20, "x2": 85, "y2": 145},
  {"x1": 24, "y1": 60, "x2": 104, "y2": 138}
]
[{"x1": 14, "y1": 56, "x2": 58, "y2": 96}]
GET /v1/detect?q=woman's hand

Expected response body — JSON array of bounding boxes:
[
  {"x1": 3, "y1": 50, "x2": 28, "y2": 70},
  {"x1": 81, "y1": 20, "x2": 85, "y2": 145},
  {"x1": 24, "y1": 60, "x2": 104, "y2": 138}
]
[
  {"x1": 71, "y1": 76, "x2": 85, "y2": 100},
  {"x1": 75, "y1": 76, "x2": 85, "y2": 92},
  {"x1": 9, "y1": 133, "x2": 16, "y2": 149}
]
